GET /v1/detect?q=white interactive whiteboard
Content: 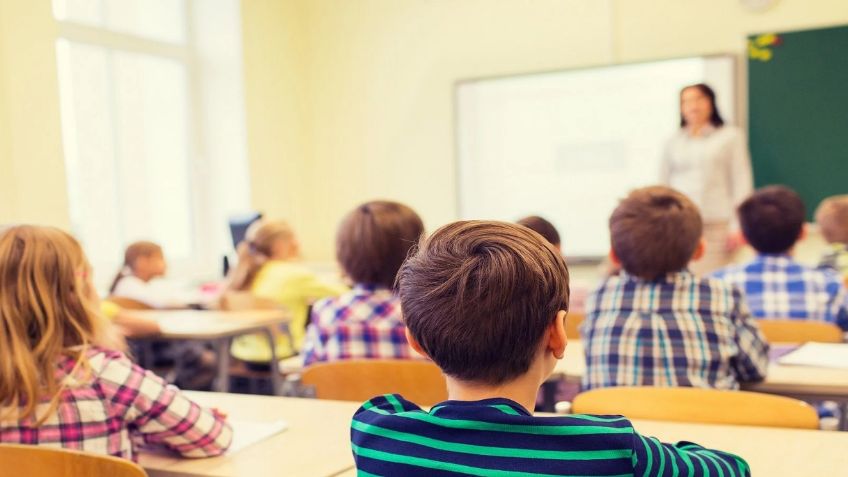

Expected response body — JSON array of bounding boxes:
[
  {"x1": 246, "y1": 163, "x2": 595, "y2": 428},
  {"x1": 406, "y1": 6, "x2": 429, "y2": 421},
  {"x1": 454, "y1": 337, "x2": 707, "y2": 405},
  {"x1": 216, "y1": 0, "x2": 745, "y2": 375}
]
[{"x1": 456, "y1": 55, "x2": 736, "y2": 258}]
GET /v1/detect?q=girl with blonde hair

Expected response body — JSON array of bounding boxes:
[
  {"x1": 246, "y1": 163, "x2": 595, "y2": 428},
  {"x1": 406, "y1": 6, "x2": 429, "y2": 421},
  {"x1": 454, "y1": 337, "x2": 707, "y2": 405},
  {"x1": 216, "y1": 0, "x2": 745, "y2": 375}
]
[
  {"x1": 228, "y1": 220, "x2": 346, "y2": 365},
  {"x1": 0, "y1": 225, "x2": 231, "y2": 460}
]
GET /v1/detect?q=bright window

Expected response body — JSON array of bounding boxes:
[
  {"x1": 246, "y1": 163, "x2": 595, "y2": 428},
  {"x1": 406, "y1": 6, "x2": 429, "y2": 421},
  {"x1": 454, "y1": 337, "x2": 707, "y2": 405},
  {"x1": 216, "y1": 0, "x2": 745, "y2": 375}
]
[{"x1": 54, "y1": 0, "x2": 251, "y2": 291}]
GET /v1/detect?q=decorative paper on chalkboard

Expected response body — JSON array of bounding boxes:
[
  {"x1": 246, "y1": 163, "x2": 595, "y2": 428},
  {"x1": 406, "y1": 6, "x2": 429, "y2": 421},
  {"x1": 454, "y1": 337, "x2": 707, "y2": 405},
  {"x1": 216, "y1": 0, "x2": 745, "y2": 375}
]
[{"x1": 748, "y1": 33, "x2": 782, "y2": 62}]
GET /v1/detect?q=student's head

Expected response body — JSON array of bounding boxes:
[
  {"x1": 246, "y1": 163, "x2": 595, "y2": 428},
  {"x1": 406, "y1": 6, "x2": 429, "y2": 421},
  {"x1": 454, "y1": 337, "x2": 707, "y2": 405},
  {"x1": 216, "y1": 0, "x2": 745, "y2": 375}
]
[
  {"x1": 247, "y1": 219, "x2": 298, "y2": 260},
  {"x1": 517, "y1": 215, "x2": 561, "y2": 250},
  {"x1": 738, "y1": 186, "x2": 806, "y2": 254},
  {"x1": 126, "y1": 241, "x2": 165, "y2": 278},
  {"x1": 815, "y1": 195, "x2": 848, "y2": 245},
  {"x1": 0, "y1": 225, "x2": 107, "y2": 421},
  {"x1": 229, "y1": 220, "x2": 298, "y2": 291},
  {"x1": 398, "y1": 221, "x2": 570, "y2": 386},
  {"x1": 609, "y1": 186, "x2": 703, "y2": 280},
  {"x1": 108, "y1": 241, "x2": 164, "y2": 294},
  {"x1": 680, "y1": 83, "x2": 724, "y2": 129},
  {"x1": 337, "y1": 200, "x2": 424, "y2": 288}
]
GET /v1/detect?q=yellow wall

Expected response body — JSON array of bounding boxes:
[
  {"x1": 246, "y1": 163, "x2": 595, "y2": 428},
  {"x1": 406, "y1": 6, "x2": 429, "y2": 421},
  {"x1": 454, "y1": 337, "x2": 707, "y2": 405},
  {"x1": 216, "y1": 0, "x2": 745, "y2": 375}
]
[
  {"x1": 240, "y1": 0, "x2": 311, "y2": 238},
  {"x1": 2, "y1": 1, "x2": 847, "y2": 260},
  {"x1": 0, "y1": 0, "x2": 70, "y2": 228},
  {"x1": 242, "y1": 0, "x2": 848, "y2": 260}
]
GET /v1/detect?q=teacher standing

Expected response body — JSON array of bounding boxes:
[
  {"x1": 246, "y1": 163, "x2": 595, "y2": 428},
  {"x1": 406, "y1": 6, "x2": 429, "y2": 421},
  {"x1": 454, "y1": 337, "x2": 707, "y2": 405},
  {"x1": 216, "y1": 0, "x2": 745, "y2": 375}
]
[{"x1": 660, "y1": 83, "x2": 753, "y2": 275}]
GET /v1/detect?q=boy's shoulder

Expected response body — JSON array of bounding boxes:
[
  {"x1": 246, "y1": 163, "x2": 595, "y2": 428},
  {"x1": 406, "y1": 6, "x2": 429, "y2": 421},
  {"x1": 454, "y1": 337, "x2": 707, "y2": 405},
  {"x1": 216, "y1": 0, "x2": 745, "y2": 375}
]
[
  {"x1": 312, "y1": 287, "x2": 400, "y2": 324},
  {"x1": 597, "y1": 270, "x2": 736, "y2": 294},
  {"x1": 353, "y1": 394, "x2": 637, "y2": 435}
]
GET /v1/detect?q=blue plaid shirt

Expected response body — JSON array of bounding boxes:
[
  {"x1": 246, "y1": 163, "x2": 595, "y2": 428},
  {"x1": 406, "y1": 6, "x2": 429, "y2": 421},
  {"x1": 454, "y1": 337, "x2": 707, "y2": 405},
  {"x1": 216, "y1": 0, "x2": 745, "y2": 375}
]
[
  {"x1": 302, "y1": 284, "x2": 419, "y2": 366},
  {"x1": 818, "y1": 243, "x2": 848, "y2": 283},
  {"x1": 581, "y1": 270, "x2": 769, "y2": 391},
  {"x1": 712, "y1": 254, "x2": 848, "y2": 330}
]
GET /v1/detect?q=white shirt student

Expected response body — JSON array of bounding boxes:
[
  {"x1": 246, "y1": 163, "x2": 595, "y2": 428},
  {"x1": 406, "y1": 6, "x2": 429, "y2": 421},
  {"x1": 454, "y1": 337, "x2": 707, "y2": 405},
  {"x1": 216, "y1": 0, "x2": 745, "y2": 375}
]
[
  {"x1": 109, "y1": 241, "x2": 194, "y2": 308},
  {"x1": 660, "y1": 83, "x2": 753, "y2": 275}
]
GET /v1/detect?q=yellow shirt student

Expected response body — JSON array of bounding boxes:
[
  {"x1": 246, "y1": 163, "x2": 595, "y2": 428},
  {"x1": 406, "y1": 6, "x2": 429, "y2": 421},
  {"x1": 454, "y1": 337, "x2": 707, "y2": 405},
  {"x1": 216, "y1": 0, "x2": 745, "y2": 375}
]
[{"x1": 231, "y1": 260, "x2": 347, "y2": 362}]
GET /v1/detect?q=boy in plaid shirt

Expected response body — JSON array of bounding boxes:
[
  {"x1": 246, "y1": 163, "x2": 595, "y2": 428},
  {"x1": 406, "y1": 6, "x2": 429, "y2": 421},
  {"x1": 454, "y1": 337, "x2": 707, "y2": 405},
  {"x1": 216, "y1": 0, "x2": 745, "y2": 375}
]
[
  {"x1": 303, "y1": 201, "x2": 425, "y2": 365},
  {"x1": 815, "y1": 194, "x2": 848, "y2": 284},
  {"x1": 713, "y1": 186, "x2": 848, "y2": 329},
  {"x1": 581, "y1": 186, "x2": 769, "y2": 390}
]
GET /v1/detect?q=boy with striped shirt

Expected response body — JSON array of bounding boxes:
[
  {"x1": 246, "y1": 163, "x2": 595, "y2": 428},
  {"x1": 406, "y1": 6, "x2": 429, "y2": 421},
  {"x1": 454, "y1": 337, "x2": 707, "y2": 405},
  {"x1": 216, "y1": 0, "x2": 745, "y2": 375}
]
[{"x1": 351, "y1": 220, "x2": 751, "y2": 476}]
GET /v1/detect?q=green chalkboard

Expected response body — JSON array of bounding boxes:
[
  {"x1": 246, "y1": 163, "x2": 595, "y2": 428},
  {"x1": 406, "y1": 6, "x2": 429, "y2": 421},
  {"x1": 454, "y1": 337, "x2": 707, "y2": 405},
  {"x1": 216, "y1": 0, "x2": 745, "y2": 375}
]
[{"x1": 748, "y1": 25, "x2": 848, "y2": 220}]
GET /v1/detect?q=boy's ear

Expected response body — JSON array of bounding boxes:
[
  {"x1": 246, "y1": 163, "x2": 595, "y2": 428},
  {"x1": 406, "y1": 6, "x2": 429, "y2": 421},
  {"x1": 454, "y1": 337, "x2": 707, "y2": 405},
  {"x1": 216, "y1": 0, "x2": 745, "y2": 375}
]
[
  {"x1": 404, "y1": 328, "x2": 430, "y2": 359},
  {"x1": 547, "y1": 310, "x2": 568, "y2": 359},
  {"x1": 691, "y1": 238, "x2": 706, "y2": 261},
  {"x1": 798, "y1": 223, "x2": 808, "y2": 242},
  {"x1": 608, "y1": 248, "x2": 621, "y2": 267}
]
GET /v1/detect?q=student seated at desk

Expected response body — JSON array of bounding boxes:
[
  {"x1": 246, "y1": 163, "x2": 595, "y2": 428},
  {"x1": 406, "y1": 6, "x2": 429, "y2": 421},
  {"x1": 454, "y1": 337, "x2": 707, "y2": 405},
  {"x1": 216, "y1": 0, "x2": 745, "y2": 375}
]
[
  {"x1": 815, "y1": 194, "x2": 848, "y2": 283},
  {"x1": 351, "y1": 221, "x2": 751, "y2": 476},
  {"x1": 0, "y1": 225, "x2": 231, "y2": 461},
  {"x1": 581, "y1": 186, "x2": 769, "y2": 390},
  {"x1": 108, "y1": 242, "x2": 217, "y2": 390},
  {"x1": 110, "y1": 241, "x2": 193, "y2": 309},
  {"x1": 228, "y1": 220, "x2": 346, "y2": 364},
  {"x1": 712, "y1": 186, "x2": 848, "y2": 329},
  {"x1": 302, "y1": 200, "x2": 424, "y2": 366}
]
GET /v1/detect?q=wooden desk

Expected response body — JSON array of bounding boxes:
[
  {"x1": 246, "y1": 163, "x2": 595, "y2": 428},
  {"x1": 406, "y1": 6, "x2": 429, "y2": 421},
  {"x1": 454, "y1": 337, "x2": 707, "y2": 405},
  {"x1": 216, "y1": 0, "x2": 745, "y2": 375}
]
[
  {"x1": 140, "y1": 392, "x2": 358, "y2": 477},
  {"x1": 334, "y1": 417, "x2": 848, "y2": 477},
  {"x1": 553, "y1": 341, "x2": 848, "y2": 401},
  {"x1": 126, "y1": 310, "x2": 291, "y2": 393}
]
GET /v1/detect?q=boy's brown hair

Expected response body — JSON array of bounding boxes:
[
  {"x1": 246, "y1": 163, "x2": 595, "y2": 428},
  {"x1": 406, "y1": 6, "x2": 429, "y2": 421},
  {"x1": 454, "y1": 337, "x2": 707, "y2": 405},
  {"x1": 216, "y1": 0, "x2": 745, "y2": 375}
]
[
  {"x1": 738, "y1": 186, "x2": 805, "y2": 254},
  {"x1": 517, "y1": 215, "x2": 561, "y2": 248},
  {"x1": 609, "y1": 186, "x2": 702, "y2": 280},
  {"x1": 397, "y1": 221, "x2": 569, "y2": 385},
  {"x1": 337, "y1": 201, "x2": 424, "y2": 288},
  {"x1": 815, "y1": 195, "x2": 848, "y2": 244}
]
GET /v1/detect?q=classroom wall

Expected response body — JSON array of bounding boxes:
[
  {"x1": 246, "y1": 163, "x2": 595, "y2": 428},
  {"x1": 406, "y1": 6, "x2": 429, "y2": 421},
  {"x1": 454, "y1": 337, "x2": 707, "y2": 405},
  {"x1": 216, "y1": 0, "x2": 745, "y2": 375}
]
[
  {"x1": 240, "y1": 0, "x2": 312, "y2": 239},
  {"x1": 0, "y1": 0, "x2": 70, "y2": 228},
  {"x1": 241, "y1": 0, "x2": 848, "y2": 261},
  {"x1": 1, "y1": 1, "x2": 846, "y2": 262}
]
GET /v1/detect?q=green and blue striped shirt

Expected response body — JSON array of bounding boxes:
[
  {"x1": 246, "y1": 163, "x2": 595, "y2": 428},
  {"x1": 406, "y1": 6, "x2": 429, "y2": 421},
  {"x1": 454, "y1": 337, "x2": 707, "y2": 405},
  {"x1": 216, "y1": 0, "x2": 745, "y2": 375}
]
[{"x1": 351, "y1": 394, "x2": 750, "y2": 476}]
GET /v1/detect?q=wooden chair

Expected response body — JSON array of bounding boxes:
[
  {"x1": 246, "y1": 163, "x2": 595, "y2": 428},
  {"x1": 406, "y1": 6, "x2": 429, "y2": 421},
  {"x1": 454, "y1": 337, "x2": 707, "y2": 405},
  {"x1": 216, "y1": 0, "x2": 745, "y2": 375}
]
[
  {"x1": 0, "y1": 444, "x2": 147, "y2": 477},
  {"x1": 572, "y1": 386, "x2": 819, "y2": 429},
  {"x1": 301, "y1": 359, "x2": 448, "y2": 406},
  {"x1": 104, "y1": 296, "x2": 153, "y2": 311},
  {"x1": 757, "y1": 319, "x2": 843, "y2": 344},
  {"x1": 565, "y1": 312, "x2": 585, "y2": 340}
]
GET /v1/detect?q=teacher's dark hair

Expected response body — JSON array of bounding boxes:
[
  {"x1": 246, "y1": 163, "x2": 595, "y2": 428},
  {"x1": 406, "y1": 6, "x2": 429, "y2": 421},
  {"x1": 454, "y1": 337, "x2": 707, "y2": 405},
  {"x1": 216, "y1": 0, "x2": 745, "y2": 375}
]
[{"x1": 679, "y1": 83, "x2": 724, "y2": 128}]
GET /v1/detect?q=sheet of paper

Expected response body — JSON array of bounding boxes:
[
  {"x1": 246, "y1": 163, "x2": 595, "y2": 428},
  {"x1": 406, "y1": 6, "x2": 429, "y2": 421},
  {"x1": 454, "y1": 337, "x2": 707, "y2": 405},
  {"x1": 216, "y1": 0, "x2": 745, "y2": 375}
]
[
  {"x1": 227, "y1": 418, "x2": 289, "y2": 453},
  {"x1": 776, "y1": 342, "x2": 848, "y2": 370}
]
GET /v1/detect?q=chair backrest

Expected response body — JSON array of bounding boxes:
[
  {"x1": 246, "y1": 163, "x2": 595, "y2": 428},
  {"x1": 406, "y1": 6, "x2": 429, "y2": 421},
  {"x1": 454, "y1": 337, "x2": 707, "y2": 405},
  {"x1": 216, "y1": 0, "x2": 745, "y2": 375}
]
[
  {"x1": 565, "y1": 312, "x2": 585, "y2": 340},
  {"x1": 757, "y1": 319, "x2": 843, "y2": 344},
  {"x1": 572, "y1": 386, "x2": 819, "y2": 429},
  {"x1": 301, "y1": 359, "x2": 448, "y2": 406},
  {"x1": 0, "y1": 444, "x2": 147, "y2": 477},
  {"x1": 104, "y1": 296, "x2": 153, "y2": 311},
  {"x1": 218, "y1": 290, "x2": 282, "y2": 311}
]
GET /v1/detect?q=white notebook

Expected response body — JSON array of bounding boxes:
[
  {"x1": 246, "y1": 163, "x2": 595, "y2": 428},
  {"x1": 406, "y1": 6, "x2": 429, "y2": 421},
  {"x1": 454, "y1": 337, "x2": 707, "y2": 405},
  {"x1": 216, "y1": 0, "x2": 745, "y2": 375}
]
[
  {"x1": 227, "y1": 418, "x2": 289, "y2": 453},
  {"x1": 776, "y1": 342, "x2": 848, "y2": 370}
]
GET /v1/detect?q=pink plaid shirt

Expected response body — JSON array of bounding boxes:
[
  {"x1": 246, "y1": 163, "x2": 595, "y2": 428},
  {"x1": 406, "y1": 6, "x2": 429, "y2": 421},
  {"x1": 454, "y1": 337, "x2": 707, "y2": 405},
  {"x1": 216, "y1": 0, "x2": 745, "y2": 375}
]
[
  {"x1": 0, "y1": 347, "x2": 232, "y2": 461},
  {"x1": 302, "y1": 284, "x2": 420, "y2": 366}
]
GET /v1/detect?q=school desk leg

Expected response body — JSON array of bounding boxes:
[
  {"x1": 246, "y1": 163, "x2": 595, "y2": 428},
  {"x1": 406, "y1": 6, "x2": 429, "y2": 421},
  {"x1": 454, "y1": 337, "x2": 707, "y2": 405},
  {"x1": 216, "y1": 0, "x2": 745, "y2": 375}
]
[
  {"x1": 262, "y1": 327, "x2": 282, "y2": 395},
  {"x1": 214, "y1": 337, "x2": 231, "y2": 393}
]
